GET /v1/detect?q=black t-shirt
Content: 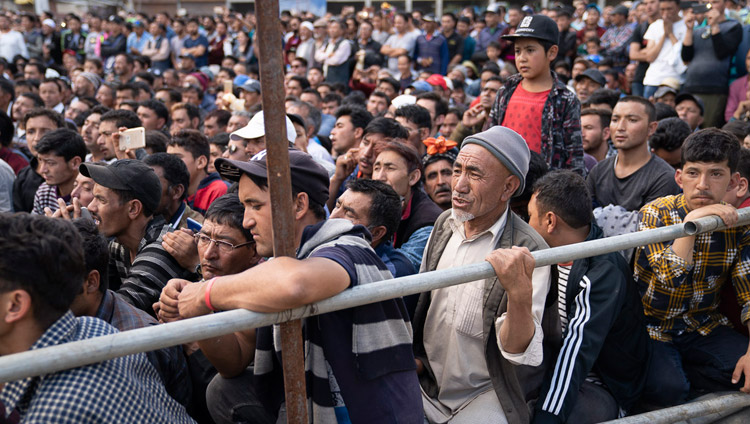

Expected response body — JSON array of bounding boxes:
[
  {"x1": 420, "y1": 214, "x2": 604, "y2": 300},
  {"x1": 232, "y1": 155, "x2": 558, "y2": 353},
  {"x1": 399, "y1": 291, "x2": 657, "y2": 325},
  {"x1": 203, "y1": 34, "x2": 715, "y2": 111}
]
[
  {"x1": 586, "y1": 154, "x2": 680, "y2": 211},
  {"x1": 630, "y1": 21, "x2": 650, "y2": 85}
]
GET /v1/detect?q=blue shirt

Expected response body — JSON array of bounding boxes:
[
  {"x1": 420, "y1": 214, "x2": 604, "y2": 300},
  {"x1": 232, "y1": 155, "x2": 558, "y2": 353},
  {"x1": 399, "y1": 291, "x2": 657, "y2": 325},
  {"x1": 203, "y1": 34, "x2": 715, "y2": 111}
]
[
  {"x1": 183, "y1": 34, "x2": 210, "y2": 67},
  {"x1": 127, "y1": 31, "x2": 154, "y2": 54}
]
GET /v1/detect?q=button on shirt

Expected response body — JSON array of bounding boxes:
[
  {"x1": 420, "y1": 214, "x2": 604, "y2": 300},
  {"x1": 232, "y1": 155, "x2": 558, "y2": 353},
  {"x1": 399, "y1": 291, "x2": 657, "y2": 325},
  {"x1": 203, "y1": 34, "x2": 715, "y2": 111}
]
[{"x1": 422, "y1": 208, "x2": 549, "y2": 422}]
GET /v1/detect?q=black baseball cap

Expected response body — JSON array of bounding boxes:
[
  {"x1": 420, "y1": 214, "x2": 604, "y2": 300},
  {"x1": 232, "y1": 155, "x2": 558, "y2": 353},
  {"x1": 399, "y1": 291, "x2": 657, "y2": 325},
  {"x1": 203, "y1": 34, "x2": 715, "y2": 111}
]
[
  {"x1": 501, "y1": 14, "x2": 559, "y2": 45},
  {"x1": 575, "y1": 68, "x2": 606, "y2": 87},
  {"x1": 675, "y1": 93, "x2": 705, "y2": 115},
  {"x1": 215, "y1": 149, "x2": 330, "y2": 207},
  {"x1": 80, "y1": 159, "x2": 161, "y2": 214}
]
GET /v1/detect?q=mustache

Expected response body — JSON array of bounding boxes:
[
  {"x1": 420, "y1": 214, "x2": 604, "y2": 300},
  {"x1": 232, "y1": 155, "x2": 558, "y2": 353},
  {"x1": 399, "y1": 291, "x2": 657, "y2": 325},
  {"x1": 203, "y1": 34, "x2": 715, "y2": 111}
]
[
  {"x1": 452, "y1": 191, "x2": 472, "y2": 202},
  {"x1": 435, "y1": 186, "x2": 451, "y2": 195}
]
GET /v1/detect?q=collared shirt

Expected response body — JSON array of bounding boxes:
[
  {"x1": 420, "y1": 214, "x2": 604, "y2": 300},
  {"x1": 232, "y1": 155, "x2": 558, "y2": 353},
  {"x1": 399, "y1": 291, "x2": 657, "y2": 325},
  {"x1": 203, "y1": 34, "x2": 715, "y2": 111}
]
[
  {"x1": 600, "y1": 23, "x2": 635, "y2": 65},
  {"x1": 422, "y1": 208, "x2": 549, "y2": 421},
  {"x1": 634, "y1": 194, "x2": 750, "y2": 342},
  {"x1": 1, "y1": 312, "x2": 195, "y2": 423}
]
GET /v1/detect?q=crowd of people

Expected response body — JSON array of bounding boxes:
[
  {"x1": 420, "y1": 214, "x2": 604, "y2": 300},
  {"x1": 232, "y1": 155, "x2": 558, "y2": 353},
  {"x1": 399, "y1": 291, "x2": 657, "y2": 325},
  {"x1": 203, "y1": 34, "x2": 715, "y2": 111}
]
[{"x1": 4, "y1": 0, "x2": 750, "y2": 423}]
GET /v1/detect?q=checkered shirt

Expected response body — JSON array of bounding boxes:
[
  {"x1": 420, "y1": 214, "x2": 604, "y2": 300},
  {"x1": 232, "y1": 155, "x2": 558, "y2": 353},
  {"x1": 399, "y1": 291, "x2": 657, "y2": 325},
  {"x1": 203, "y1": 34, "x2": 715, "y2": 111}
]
[
  {"x1": 31, "y1": 182, "x2": 67, "y2": 215},
  {"x1": 0, "y1": 312, "x2": 195, "y2": 423},
  {"x1": 634, "y1": 194, "x2": 750, "y2": 342}
]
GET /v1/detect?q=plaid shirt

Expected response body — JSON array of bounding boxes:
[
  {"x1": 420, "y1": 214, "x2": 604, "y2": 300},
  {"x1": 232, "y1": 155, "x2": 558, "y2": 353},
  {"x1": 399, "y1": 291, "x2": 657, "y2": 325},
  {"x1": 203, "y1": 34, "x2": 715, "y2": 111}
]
[
  {"x1": 634, "y1": 194, "x2": 750, "y2": 342},
  {"x1": 1, "y1": 312, "x2": 195, "y2": 423},
  {"x1": 488, "y1": 71, "x2": 585, "y2": 175},
  {"x1": 601, "y1": 23, "x2": 635, "y2": 65}
]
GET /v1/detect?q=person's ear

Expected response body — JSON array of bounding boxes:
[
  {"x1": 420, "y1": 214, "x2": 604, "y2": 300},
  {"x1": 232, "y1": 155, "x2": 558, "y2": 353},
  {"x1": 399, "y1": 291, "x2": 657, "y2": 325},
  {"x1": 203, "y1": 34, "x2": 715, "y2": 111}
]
[
  {"x1": 602, "y1": 125, "x2": 610, "y2": 141},
  {"x1": 545, "y1": 211, "x2": 557, "y2": 234},
  {"x1": 128, "y1": 198, "x2": 144, "y2": 219},
  {"x1": 84, "y1": 270, "x2": 101, "y2": 294},
  {"x1": 547, "y1": 45, "x2": 559, "y2": 61},
  {"x1": 170, "y1": 184, "x2": 186, "y2": 202},
  {"x1": 1, "y1": 290, "x2": 32, "y2": 324},
  {"x1": 675, "y1": 168, "x2": 684, "y2": 189},
  {"x1": 408, "y1": 169, "x2": 421, "y2": 188},
  {"x1": 647, "y1": 119, "x2": 659, "y2": 138},
  {"x1": 369, "y1": 225, "x2": 388, "y2": 245},
  {"x1": 738, "y1": 176, "x2": 749, "y2": 198},
  {"x1": 501, "y1": 175, "x2": 521, "y2": 202},
  {"x1": 196, "y1": 154, "x2": 208, "y2": 171},
  {"x1": 353, "y1": 127, "x2": 364, "y2": 141},
  {"x1": 728, "y1": 171, "x2": 741, "y2": 192},
  {"x1": 294, "y1": 191, "x2": 310, "y2": 220}
]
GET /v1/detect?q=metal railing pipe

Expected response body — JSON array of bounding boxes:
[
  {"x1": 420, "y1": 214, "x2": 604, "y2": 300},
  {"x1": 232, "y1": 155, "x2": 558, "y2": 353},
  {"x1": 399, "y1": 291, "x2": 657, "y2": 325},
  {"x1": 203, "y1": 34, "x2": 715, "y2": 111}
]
[
  {"x1": 0, "y1": 209, "x2": 750, "y2": 384},
  {"x1": 603, "y1": 393, "x2": 750, "y2": 424}
]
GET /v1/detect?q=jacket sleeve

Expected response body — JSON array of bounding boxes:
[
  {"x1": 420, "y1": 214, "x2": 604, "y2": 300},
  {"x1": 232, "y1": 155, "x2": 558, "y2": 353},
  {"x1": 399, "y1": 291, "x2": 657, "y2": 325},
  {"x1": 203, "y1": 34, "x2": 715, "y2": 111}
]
[
  {"x1": 116, "y1": 240, "x2": 198, "y2": 316},
  {"x1": 562, "y1": 92, "x2": 585, "y2": 176},
  {"x1": 533, "y1": 262, "x2": 627, "y2": 423},
  {"x1": 100, "y1": 35, "x2": 126, "y2": 57}
]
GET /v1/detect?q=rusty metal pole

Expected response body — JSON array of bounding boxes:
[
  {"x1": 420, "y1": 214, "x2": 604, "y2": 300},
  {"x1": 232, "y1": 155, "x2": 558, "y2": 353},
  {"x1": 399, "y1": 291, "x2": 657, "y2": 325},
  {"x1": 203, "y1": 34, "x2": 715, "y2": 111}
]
[{"x1": 255, "y1": 1, "x2": 309, "y2": 422}]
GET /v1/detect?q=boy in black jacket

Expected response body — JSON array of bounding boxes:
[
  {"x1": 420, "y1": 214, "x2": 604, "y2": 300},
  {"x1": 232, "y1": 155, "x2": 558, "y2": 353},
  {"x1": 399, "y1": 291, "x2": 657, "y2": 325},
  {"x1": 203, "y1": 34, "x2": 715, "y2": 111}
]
[{"x1": 527, "y1": 170, "x2": 651, "y2": 423}]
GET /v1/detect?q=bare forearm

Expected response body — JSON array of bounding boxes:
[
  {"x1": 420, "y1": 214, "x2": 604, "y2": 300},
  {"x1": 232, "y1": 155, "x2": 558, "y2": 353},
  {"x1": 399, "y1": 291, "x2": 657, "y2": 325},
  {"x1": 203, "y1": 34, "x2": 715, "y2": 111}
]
[
  {"x1": 197, "y1": 330, "x2": 255, "y2": 377},
  {"x1": 670, "y1": 235, "x2": 696, "y2": 264},
  {"x1": 499, "y1": 294, "x2": 535, "y2": 354}
]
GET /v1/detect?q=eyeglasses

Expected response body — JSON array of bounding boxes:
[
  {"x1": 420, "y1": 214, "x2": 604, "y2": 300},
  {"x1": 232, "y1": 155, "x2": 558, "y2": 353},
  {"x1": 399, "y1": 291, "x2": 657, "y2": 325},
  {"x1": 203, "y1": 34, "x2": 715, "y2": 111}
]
[
  {"x1": 228, "y1": 144, "x2": 240, "y2": 154},
  {"x1": 194, "y1": 233, "x2": 253, "y2": 252}
]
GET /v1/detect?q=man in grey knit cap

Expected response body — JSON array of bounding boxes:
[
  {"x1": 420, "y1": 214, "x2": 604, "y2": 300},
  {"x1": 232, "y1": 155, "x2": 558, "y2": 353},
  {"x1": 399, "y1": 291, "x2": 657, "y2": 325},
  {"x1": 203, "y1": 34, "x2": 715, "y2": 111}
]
[{"x1": 412, "y1": 125, "x2": 559, "y2": 424}]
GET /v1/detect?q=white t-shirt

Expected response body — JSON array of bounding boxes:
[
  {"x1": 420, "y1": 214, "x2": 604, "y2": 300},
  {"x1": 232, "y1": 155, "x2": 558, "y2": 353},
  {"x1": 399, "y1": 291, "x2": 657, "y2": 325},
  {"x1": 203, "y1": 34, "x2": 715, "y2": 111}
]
[
  {"x1": 0, "y1": 30, "x2": 28, "y2": 62},
  {"x1": 643, "y1": 19, "x2": 688, "y2": 86}
]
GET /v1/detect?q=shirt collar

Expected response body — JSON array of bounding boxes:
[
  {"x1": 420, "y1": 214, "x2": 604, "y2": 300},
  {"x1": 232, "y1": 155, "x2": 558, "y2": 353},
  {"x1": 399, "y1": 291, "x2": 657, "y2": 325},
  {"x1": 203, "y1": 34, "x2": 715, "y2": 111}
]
[
  {"x1": 447, "y1": 205, "x2": 509, "y2": 244},
  {"x1": 94, "y1": 290, "x2": 116, "y2": 324}
]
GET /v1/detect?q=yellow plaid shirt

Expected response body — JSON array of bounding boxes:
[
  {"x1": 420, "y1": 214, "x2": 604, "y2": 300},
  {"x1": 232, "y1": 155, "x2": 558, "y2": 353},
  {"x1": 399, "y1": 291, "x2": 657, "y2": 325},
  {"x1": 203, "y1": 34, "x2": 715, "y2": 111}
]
[{"x1": 634, "y1": 194, "x2": 750, "y2": 342}]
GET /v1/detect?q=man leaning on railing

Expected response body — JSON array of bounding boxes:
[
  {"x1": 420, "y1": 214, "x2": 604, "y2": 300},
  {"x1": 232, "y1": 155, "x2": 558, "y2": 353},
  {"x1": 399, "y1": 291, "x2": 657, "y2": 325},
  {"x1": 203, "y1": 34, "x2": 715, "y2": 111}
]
[{"x1": 634, "y1": 128, "x2": 750, "y2": 407}]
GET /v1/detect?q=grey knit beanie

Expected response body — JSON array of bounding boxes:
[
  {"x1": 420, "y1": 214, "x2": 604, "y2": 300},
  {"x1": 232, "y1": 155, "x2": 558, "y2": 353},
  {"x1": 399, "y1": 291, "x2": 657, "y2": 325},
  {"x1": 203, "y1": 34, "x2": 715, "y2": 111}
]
[{"x1": 461, "y1": 126, "x2": 530, "y2": 197}]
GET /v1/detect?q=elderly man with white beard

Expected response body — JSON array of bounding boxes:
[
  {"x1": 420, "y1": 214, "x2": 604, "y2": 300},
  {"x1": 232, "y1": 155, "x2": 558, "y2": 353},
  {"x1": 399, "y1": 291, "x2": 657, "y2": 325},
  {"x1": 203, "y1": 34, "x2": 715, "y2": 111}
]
[{"x1": 411, "y1": 126, "x2": 560, "y2": 424}]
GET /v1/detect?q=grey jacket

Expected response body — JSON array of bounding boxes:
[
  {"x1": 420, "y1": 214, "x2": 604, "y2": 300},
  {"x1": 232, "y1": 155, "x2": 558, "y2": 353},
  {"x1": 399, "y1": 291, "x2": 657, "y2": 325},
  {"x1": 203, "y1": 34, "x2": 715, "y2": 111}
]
[{"x1": 412, "y1": 209, "x2": 562, "y2": 424}]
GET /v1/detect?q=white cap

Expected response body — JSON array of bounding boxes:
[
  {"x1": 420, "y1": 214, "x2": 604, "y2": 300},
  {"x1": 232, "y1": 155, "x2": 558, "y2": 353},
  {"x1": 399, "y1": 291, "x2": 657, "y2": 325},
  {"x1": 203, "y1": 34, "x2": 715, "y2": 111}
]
[
  {"x1": 42, "y1": 18, "x2": 56, "y2": 29},
  {"x1": 391, "y1": 94, "x2": 416, "y2": 109},
  {"x1": 230, "y1": 111, "x2": 296, "y2": 144},
  {"x1": 300, "y1": 21, "x2": 314, "y2": 32}
]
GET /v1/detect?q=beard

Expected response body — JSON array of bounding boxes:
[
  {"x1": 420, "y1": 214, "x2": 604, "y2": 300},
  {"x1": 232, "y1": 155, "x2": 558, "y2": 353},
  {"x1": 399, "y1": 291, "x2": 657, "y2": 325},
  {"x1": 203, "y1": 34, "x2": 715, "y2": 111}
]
[{"x1": 452, "y1": 208, "x2": 475, "y2": 223}]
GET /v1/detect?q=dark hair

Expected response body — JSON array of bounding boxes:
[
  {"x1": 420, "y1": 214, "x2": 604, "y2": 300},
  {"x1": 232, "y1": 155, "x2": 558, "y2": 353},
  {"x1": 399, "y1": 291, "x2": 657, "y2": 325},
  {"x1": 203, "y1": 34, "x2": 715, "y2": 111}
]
[
  {"x1": 379, "y1": 141, "x2": 422, "y2": 175},
  {"x1": 323, "y1": 93, "x2": 343, "y2": 106},
  {"x1": 346, "y1": 178, "x2": 402, "y2": 242},
  {"x1": 287, "y1": 113, "x2": 306, "y2": 133},
  {"x1": 292, "y1": 56, "x2": 308, "y2": 67},
  {"x1": 377, "y1": 77, "x2": 400, "y2": 94},
  {"x1": 364, "y1": 117, "x2": 409, "y2": 139},
  {"x1": 0, "y1": 111, "x2": 12, "y2": 147},
  {"x1": 205, "y1": 193, "x2": 253, "y2": 242},
  {"x1": 157, "y1": 87, "x2": 183, "y2": 104},
  {"x1": 219, "y1": 66, "x2": 237, "y2": 79},
  {"x1": 24, "y1": 61, "x2": 46, "y2": 76},
  {"x1": 205, "y1": 109, "x2": 232, "y2": 127},
  {"x1": 301, "y1": 87, "x2": 322, "y2": 102},
  {"x1": 416, "y1": 92, "x2": 449, "y2": 118},
  {"x1": 650, "y1": 117, "x2": 691, "y2": 152},
  {"x1": 335, "y1": 105, "x2": 373, "y2": 130},
  {"x1": 132, "y1": 81, "x2": 152, "y2": 98},
  {"x1": 35, "y1": 128, "x2": 87, "y2": 161},
  {"x1": 0, "y1": 78, "x2": 14, "y2": 103},
  {"x1": 169, "y1": 128, "x2": 210, "y2": 161},
  {"x1": 209, "y1": 132, "x2": 230, "y2": 150},
  {"x1": 171, "y1": 102, "x2": 201, "y2": 122},
  {"x1": 533, "y1": 170, "x2": 592, "y2": 229},
  {"x1": 144, "y1": 152, "x2": 191, "y2": 201},
  {"x1": 737, "y1": 148, "x2": 750, "y2": 181},
  {"x1": 90, "y1": 104, "x2": 111, "y2": 116},
  {"x1": 100, "y1": 109, "x2": 142, "y2": 128},
  {"x1": 23, "y1": 108, "x2": 65, "y2": 128},
  {"x1": 586, "y1": 88, "x2": 620, "y2": 110},
  {"x1": 368, "y1": 90, "x2": 391, "y2": 106},
  {"x1": 182, "y1": 84, "x2": 204, "y2": 101},
  {"x1": 290, "y1": 100, "x2": 321, "y2": 134},
  {"x1": 71, "y1": 218, "x2": 110, "y2": 293},
  {"x1": 288, "y1": 75, "x2": 311, "y2": 90},
  {"x1": 682, "y1": 128, "x2": 741, "y2": 173},
  {"x1": 145, "y1": 130, "x2": 169, "y2": 153},
  {"x1": 135, "y1": 71, "x2": 155, "y2": 86},
  {"x1": 120, "y1": 100, "x2": 140, "y2": 111},
  {"x1": 617, "y1": 96, "x2": 656, "y2": 122},
  {"x1": 116, "y1": 82, "x2": 140, "y2": 99},
  {"x1": 581, "y1": 107, "x2": 611, "y2": 130},
  {"x1": 139, "y1": 99, "x2": 169, "y2": 123},
  {"x1": 394, "y1": 104, "x2": 432, "y2": 130},
  {"x1": 722, "y1": 120, "x2": 750, "y2": 143},
  {"x1": 0, "y1": 213, "x2": 85, "y2": 326},
  {"x1": 654, "y1": 102, "x2": 678, "y2": 121},
  {"x1": 515, "y1": 150, "x2": 549, "y2": 218}
]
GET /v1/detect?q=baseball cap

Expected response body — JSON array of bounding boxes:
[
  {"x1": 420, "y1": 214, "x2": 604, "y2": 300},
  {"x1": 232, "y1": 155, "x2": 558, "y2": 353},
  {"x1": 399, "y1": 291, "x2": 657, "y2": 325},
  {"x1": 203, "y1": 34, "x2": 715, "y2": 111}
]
[
  {"x1": 575, "y1": 68, "x2": 606, "y2": 87},
  {"x1": 239, "y1": 79, "x2": 261, "y2": 93},
  {"x1": 654, "y1": 86, "x2": 677, "y2": 100},
  {"x1": 422, "y1": 13, "x2": 436, "y2": 22},
  {"x1": 675, "y1": 93, "x2": 705, "y2": 115},
  {"x1": 501, "y1": 14, "x2": 559, "y2": 45},
  {"x1": 230, "y1": 111, "x2": 297, "y2": 144},
  {"x1": 408, "y1": 80, "x2": 433, "y2": 93},
  {"x1": 215, "y1": 149, "x2": 330, "y2": 207},
  {"x1": 612, "y1": 5, "x2": 629, "y2": 16},
  {"x1": 80, "y1": 160, "x2": 161, "y2": 214},
  {"x1": 486, "y1": 3, "x2": 501, "y2": 14},
  {"x1": 426, "y1": 74, "x2": 449, "y2": 91},
  {"x1": 108, "y1": 15, "x2": 124, "y2": 25}
]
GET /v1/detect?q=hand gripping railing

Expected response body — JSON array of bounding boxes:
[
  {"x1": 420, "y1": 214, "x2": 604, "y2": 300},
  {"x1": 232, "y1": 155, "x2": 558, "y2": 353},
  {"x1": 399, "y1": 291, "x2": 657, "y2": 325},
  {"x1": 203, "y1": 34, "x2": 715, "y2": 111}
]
[{"x1": 1, "y1": 209, "x2": 750, "y2": 421}]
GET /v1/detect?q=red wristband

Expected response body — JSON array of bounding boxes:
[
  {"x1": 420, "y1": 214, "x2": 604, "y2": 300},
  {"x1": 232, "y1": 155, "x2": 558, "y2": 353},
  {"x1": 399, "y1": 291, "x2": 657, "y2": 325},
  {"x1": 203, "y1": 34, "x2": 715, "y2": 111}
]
[{"x1": 204, "y1": 277, "x2": 218, "y2": 312}]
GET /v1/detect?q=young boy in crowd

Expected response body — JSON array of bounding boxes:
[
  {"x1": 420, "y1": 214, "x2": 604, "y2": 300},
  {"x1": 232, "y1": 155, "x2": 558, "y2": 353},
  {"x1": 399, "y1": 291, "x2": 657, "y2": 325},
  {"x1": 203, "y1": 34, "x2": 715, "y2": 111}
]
[{"x1": 489, "y1": 14, "x2": 584, "y2": 175}]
